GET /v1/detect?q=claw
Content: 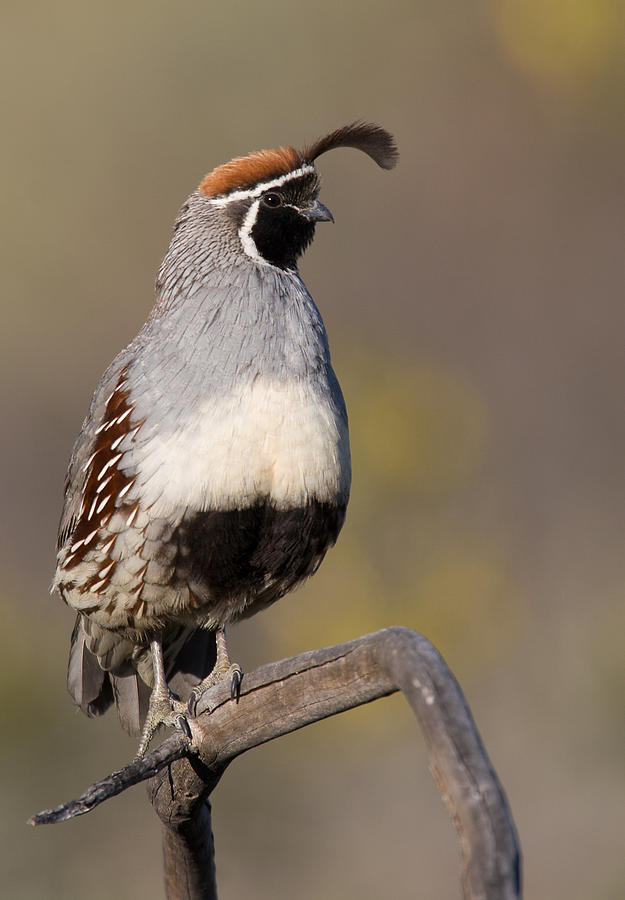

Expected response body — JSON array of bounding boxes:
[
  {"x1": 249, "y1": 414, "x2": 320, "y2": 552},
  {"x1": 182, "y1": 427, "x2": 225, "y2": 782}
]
[
  {"x1": 187, "y1": 662, "x2": 243, "y2": 716},
  {"x1": 183, "y1": 626, "x2": 243, "y2": 719},
  {"x1": 176, "y1": 715, "x2": 192, "y2": 739},
  {"x1": 135, "y1": 691, "x2": 189, "y2": 757},
  {"x1": 187, "y1": 689, "x2": 199, "y2": 718},
  {"x1": 135, "y1": 634, "x2": 192, "y2": 757},
  {"x1": 230, "y1": 666, "x2": 243, "y2": 701}
]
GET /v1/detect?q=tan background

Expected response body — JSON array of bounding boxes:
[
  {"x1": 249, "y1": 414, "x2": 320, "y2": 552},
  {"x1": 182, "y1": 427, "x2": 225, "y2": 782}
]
[{"x1": 2, "y1": 1, "x2": 625, "y2": 897}]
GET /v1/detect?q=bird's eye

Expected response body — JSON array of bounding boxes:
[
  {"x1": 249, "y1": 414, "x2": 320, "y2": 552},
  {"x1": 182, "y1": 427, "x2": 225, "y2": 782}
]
[{"x1": 262, "y1": 192, "x2": 282, "y2": 208}]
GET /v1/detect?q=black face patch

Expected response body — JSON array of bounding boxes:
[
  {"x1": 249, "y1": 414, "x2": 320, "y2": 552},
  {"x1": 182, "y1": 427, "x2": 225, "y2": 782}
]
[
  {"x1": 248, "y1": 172, "x2": 322, "y2": 270},
  {"x1": 251, "y1": 204, "x2": 316, "y2": 269}
]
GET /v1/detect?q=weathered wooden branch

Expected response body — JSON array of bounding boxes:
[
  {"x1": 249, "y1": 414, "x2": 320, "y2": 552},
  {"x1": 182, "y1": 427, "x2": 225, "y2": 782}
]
[{"x1": 30, "y1": 627, "x2": 522, "y2": 899}]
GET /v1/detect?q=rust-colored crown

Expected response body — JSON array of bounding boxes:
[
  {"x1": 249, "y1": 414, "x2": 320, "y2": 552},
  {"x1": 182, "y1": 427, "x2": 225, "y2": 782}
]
[
  {"x1": 199, "y1": 146, "x2": 304, "y2": 198},
  {"x1": 198, "y1": 123, "x2": 398, "y2": 200}
]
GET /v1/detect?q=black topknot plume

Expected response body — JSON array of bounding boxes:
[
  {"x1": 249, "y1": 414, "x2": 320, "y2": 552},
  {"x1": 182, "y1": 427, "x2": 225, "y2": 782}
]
[{"x1": 302, "y1": 121, "x2": 399, "y2": 170}]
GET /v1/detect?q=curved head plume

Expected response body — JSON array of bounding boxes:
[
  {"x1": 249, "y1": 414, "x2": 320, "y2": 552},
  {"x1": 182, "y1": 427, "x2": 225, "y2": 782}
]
[
  {"x1": 301, "y1": 121, "x2": 399, "y2": 171},
  {"x1": 199, "y1": 122, "x2": 398, "y2": 199}
]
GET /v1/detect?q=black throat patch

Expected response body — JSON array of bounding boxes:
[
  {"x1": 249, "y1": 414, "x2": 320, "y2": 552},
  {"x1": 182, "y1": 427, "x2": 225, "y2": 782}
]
[{"x1": 246, "y1": 171, "x2": 321, "y2": 270}]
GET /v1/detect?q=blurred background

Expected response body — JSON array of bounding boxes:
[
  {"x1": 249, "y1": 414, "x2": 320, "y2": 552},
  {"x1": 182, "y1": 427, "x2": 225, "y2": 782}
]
[{"x1": 2, "y1": 0, "x2": 625, "y2": 896}]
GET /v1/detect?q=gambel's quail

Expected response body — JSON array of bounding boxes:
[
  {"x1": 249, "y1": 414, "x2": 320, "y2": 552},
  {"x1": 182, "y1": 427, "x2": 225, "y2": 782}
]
[{"x1": 53, "y1": 122, "x2": 398, "y2": 755}]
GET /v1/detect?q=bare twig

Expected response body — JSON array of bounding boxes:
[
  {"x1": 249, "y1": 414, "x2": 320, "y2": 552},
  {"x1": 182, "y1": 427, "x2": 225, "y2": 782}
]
[
  {"x1": 27, "y1": 735, "x2": 191, "y2": 826},
  {"x1": 29, "y1": 627, "x2": 522, "y2": 899}
]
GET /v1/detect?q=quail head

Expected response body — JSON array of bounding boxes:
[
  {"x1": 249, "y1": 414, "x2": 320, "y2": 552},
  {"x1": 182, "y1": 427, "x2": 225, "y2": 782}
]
[{"x1": 53, "y1": 122, "x2": 399, "y2": 755}]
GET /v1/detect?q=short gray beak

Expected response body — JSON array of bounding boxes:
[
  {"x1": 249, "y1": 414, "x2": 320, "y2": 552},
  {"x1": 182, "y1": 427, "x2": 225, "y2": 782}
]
[{"x1": 300, "y1": 200, "x2": 334, "y2": 223}]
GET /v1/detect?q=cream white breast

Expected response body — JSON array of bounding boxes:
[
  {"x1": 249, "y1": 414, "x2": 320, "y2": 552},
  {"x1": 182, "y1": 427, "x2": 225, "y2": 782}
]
[{"x1": 128, "y1": 376, "x2": 350, "y2": 516}]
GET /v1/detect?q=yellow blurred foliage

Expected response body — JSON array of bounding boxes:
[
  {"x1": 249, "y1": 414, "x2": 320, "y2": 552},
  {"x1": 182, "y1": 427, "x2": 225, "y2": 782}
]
[
  {"x1": 408, "y1": 548, "x2": 523, "y2": 668},
  {"x1": 345, "y1": 351, "x2": 488, "y2": 496},
  {"x1": 0, "y1": 596, "x2": 61, "y2": 742},
  {"x1": 491, "y1": 0, "x2": 621, "y2": 91}
]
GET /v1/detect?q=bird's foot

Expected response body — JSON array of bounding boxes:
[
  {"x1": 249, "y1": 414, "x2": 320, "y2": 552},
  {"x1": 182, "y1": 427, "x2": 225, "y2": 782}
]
[
  {"x1": 187, "y1": 661, "x2": 243, "y2": 717},
  {"x1": 135, "y1": 686, "x2": 190, "y2": 759}
]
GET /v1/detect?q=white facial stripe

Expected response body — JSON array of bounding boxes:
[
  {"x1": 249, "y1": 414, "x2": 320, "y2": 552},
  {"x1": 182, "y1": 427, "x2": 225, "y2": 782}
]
[
  {"x1": 238, "y1": 198, "x2": 302, "y2": 267},
  {"x1": 209, "y1": 165, "x2": 316, "y2": 207},
  {"x1": 238, "y1": 198, "x2": 265, "y2": 265}
]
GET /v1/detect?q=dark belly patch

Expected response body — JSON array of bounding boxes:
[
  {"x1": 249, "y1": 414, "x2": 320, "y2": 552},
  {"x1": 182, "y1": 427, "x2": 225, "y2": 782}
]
[{"x1": 174, "y1": 499, "x2": 346, "y2": 614}]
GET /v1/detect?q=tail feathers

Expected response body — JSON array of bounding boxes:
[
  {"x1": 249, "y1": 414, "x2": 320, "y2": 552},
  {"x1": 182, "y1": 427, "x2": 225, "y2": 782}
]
[
  {"x1": 67, "y1": 614, "x2": 217, "y2": 737},
  {"x1": 110, "y1": 670, "x2": 151, "y2": 736},
  {"x1": 67, "y1": 617, "x2": 115, "y2": 717}
]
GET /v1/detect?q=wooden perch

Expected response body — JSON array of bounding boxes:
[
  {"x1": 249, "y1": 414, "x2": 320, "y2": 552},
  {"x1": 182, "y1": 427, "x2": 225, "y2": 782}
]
[{"x1": 29, "y1": 627, "x2": 522, "y2": 899}]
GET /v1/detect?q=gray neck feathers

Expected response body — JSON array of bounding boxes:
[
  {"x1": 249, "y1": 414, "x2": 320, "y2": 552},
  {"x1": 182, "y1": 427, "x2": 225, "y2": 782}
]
[{"x1": 132, "y1": 193, "x2": 334, "y2": 391}]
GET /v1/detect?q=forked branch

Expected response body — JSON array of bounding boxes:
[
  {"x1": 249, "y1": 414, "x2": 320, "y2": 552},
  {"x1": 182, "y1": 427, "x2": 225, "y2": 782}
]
[{"x1": 30, "y1": 627, "x2": 522, "y2": 899}]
